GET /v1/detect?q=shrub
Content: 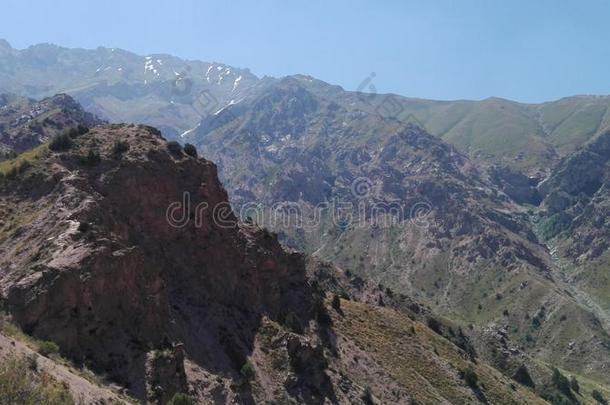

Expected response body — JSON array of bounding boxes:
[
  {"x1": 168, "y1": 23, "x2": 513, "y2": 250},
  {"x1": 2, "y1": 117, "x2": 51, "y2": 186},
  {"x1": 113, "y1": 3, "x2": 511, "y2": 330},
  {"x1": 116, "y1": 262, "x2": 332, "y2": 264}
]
[
  {"x1": 331, "y1": 294, "x2": 342, "y2": 313},
  {"x1": 183, "y1": 143, "x2": 198, "y2": 158},
  {"x1": 166, "y1": 393, "x2": 195, "y2": 405},
  {"x1": 570, "y1": 376, "x2": 580, "y2": 394},
  {"x1": 0, "y1": 355, "x2": 74, "y2": 404},
  {"x1": 76, "y1": 124, "x2": 89, "y2": 135},
  {"x1": 49, "y1": 133, "x2": 73, "y2": 151},
  {"x1": 79, "y1": 149, "x2": 101, "y2": 166},
  {"x1": 426, "y1": 317, "x2": 442, "y2": 334},
  {"x1": 112, "y1": 140, "x2": 129, "y2": 156},
  {"x1": 593, "y1": 390, "x2": 608, "y2": 405},
  {"x1": 539, "y1": 213, "x2": 571, "y2": 240},
  {"x1": 37, "y1": 340, "x2": 60, "y2": 357},
  {"x1": 283, "y1": 311, "x2": 303, "y2": 334},
  {"x1": 167, "y1": 141, "x2": 183, "y2": 155},
  {"x1": 513, "y1": 364, "x2": 535, "y2": 388},
  {"x1": 361, "y1": 386, "x2": 374, "y2": 405},
  {"x1": 552, "y1": 368, "x2": 574, "y2": 399},
  {"x1": 463, "y1": 367, "x2": 479, "y2": 389},
  {"x1": 240, "y1": 361, "x2": 256, "y2": 382}
]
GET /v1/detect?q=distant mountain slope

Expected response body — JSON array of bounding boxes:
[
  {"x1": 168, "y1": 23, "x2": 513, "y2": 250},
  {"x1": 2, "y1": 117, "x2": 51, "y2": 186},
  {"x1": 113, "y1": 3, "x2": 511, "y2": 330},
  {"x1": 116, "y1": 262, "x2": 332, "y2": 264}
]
[
  {"x1": 278, "y1": 76, "x2": 610, "y2": 175},
  {"x1": 185, "y1": 77, "x2": 610, "y2": 387},
  {"x1": 0, "y1": 93, "x2": 102, "y2": 157},
  {"x1": 0, "y1": 40, "x2": 258, "y2": 138},
  {"x1": 1, "y1": 40, "x2": 608, "y2": 171}
]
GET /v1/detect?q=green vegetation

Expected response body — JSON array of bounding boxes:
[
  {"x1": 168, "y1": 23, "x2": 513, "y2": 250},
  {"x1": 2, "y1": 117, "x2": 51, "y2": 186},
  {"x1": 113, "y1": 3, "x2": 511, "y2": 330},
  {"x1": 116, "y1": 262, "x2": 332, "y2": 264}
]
[
  {"x1": 183, "y1": 143, "x2": 198, "y2": 158},
  {"x1": 593, "y1": 389, "x2": 608, "y2": 404},
  {"x1": 331, "y1": 294, "x2": 342, "y2": 314},
  {"x1": 79, "y1": 149, "x2": 101, "y2": 166},
  {"x1": 463, "y1": 366, "x2": 479, "y2": 389},
  {"x1": 240, "y1": 361, "x2": 256, "y2": 382},
  {"x1": 167, "y1": 141, "x2": 183, "y2": 155},
  {"x1": 38, "y1": 340, "x2": 60, "y2": 357},
  {"x1": 112, "y1": 140, "x2": 130, "y2": 156},
  {"x1": 361, "y1": 386, "x2": 374, "y2": 405},
  {"x1": 539, "y1": 213, "x2": 572, "y2": 240},
  {"x1": 0, "y1": 144, "x2": 48, "y2": 180},
  {"x1": 166, "y1": 393, "x2": 195, "y2": 405},
  {"x1": 0, "y1": 355, "x2": 74, "y2": 405},
  {"x1": 49, "y1": 133, "x2": 73, "y2": 152}
]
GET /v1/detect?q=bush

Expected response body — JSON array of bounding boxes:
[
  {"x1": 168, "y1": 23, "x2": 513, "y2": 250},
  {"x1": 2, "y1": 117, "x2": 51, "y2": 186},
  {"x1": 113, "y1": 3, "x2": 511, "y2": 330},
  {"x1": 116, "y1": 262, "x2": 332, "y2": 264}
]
[
  {"x1": 331, "y1": 294, "x2": 342, "y2": 313},
  {"x1": 240, "y1": 361, "x2": 256, "y2": 382},
  {"x1": 539, "y1": 213, "x2": 571, "y2": 240},
  {"x1": 0, "y1": 355, "x2": 74, "y2": 404},
  {"x1": 463, "y1": 367, "x2": 479, "y2": 389},
  {"x1": 166, "y1": 393, "x2": 195, "y2": 405},
  {"x1": 167, "y1": 141, "x2": 183, "y2": 155},
  {"x1": 552, "y1": 368, "x2": 574, "y2": 399},
  {"x1": 570, "y1": 376, "x2": 580, "y2": 394},
  {"x1": 49, "y1": 133, "x2": 73, "y2": 151},
  {"x1": 79, "y1": 149, "x2": 101, "y2": 166},
  {"x1": 112, "y1": 140, "x2": 129, "y2": 156},
  {"x1": 183, "y1": 143, "x2": 198, "y2": 158},
  {"x1": 512, "y1": 364, "x2": 535, "y2": 388},
  {"x1": 593, "y1": 390, "x2": 608, "y2": 405},
  {"x1": 361, "y1": 386, "x2": 374, "y2": 405},
  {"x1": 76, "y1": 125, "x2": 89, "y2": 136},
  {"x1": 37, "y1": 340, "x2": 60, "y2": 357},
  {"x1": 283, "y1": 311, "x2": 303, "y2": 334}
]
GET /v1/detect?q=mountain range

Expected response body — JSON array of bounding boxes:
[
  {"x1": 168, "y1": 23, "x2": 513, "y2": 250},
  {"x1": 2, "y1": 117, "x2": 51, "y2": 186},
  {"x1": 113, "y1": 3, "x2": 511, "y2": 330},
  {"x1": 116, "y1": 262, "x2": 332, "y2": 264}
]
[{"x1": 0, "y1": 40, "x2": 609, "y2": 404}]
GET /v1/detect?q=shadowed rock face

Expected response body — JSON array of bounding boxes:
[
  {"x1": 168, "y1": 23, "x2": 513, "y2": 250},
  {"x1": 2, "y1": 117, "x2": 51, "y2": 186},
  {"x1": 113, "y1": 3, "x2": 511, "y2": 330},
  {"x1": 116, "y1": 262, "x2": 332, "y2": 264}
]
[{"x1": 0, "y1": 124, "x2": 319, "y2": 397}]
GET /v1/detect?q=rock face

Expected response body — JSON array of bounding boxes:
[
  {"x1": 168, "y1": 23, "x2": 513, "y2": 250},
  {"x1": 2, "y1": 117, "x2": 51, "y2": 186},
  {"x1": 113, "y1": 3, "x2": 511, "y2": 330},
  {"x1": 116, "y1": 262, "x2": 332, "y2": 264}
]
[
  {"x1": 0, "y1": 124, "x2": 320, "y2": 398},
  {"x1": 0, "y1": 93, "x2": 102, "y2": 156},
  {"x1": 538, "y1": 130, "x2": 610, "y2": 261}
]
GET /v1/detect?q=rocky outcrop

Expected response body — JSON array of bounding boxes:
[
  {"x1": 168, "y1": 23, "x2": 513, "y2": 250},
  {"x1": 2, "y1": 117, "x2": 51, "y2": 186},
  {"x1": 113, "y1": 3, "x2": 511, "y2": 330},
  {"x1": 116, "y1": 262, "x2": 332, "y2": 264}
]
[
  {"x1": 0, "y1": 124, "x2": 320, "y2": 399},
  {"x1": 145, "y1": 344, "x2": 188, "y2": 404}
]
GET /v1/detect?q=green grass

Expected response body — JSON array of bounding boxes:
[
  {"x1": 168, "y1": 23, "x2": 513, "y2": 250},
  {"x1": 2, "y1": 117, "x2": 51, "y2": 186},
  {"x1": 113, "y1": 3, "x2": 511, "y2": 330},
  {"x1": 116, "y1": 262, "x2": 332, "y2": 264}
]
[
  {"x1": 0, "y1": 144, "x2": 48, "y2": 180},
  {"x1": 0, "y1": 355, "x2": 74, "y2": 405}
]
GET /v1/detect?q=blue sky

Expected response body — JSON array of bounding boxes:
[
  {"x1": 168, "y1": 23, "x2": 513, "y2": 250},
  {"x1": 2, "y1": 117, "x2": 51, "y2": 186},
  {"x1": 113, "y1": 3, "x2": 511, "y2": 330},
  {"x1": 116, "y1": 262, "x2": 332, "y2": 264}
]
[{"x1": 2, "y1": 0, "x2": 609, "y2": 102}]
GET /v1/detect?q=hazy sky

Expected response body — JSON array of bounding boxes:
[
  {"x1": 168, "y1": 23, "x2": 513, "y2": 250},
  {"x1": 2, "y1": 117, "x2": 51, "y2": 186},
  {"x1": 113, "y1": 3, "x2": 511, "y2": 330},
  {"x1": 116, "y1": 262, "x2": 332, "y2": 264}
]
[{"x1": 2, "y1": 0, "x2": 609, "y2": 102}]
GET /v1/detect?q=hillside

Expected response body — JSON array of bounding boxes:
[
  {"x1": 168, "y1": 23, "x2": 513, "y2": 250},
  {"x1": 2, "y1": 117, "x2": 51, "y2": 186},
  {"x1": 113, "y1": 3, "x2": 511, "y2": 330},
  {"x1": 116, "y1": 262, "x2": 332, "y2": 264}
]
[{"x1": 0, "y1": 123, "x2": 577, "y2": 404}]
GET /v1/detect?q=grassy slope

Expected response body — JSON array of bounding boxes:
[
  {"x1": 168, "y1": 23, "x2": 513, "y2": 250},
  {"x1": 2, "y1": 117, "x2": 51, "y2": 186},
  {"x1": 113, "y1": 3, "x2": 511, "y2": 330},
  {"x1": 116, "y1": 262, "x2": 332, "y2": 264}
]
[
  {"x1": 333, "y1": 298, "x2": 549, "y2": 404},
  {"x1": 385, "y1": 95, "x2": 610, "y2": 173}
]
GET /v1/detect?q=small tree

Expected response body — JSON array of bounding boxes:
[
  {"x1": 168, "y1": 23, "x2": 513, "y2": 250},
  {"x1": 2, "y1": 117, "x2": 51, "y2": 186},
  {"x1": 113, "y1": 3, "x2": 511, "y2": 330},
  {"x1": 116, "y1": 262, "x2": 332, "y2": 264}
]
[
  {"x1": 570, "y1": 376, "x2": 580, "y2": 394},
  {"x1": 167, "y1": 141, "x2": 183, "y2": 156},
  {"x1": 361, "y1": 386, "x2": 374, "y2": 405},
  {"x1": 593, "y1": 390, "x2": 608, "y2": 405},
  {"x1": 331, "y1": 294, "x2": 342, "y2": 313},
  {"x1": 80, "y1": 149, "x2": 101, "y2": 166},
  {"x1": 463, "y1": 367, "x2": 479, "y2": 389},
  {"x1": 49, "y1": 133, "x2": 73, "y2": 151},
  {"x1": 240, "y1": 361, "x2": 256, "y2": 382},
  {"x1": 112, "y1": 140, "x2": 129, "y2": 156},
  {"x1": 183, "y1": 143, "x2": 198, "y2": 158}
]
